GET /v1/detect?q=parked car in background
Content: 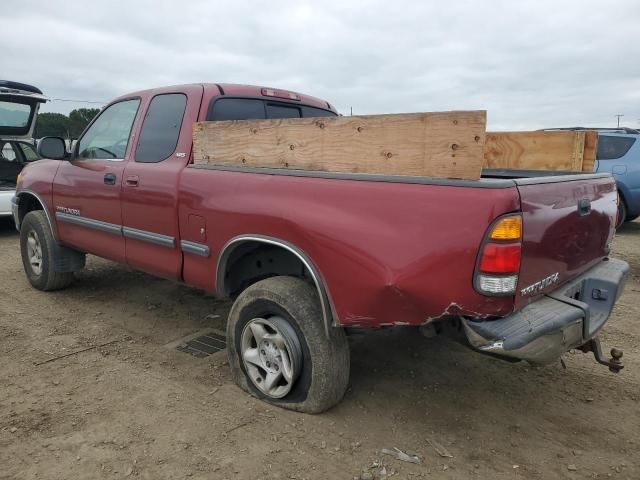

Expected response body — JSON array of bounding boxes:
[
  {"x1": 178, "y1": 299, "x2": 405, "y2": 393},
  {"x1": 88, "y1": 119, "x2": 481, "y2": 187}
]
[
  {"x1": 544, "y1": 127, "x2": 640, "y2": 228},
  {"x1": 0, "y1": 80, "x2": 45, "y2": 219},
  {"x1": 593, "y1": 129, "x2": 640, "y2": 227}
]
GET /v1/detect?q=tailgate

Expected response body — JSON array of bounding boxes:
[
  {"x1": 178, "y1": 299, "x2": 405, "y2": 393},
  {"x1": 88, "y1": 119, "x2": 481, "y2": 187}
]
[{"x1": 515, "y1": 173, "x2": 617, "y2": 309}]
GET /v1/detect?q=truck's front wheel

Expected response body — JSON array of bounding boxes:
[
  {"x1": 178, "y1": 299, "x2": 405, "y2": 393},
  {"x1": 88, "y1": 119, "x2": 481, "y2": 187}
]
[
  {"x1": 226, "y1": 276, "x2": 350, "y2": 413},
  {"x1": 20, "y1": 211, "x2": 75, "y2": 291}
]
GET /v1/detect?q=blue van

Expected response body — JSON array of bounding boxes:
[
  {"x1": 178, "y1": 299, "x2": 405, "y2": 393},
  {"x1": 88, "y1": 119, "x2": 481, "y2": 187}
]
[
  {"x1": 592, "y1": 128, "x2": 640, "y2": 227},
  {"x1": 544, "y1": 127, "x2": 640, "y2": 228}
]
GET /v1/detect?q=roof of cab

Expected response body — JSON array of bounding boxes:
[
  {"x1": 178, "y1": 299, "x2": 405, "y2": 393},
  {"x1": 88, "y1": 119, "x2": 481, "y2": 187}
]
[{"x1": 112, "y1": 83, "x2": 336, "y2": 113}]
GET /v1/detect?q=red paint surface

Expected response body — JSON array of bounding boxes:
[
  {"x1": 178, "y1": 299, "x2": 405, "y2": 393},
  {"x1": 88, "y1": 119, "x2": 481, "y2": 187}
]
[
  {"x1": 17, "y1": 83, "x2": 618, "y2": 328},
  {"x1": 515, "y1": 176, "x2": 617, "y2": 309}
]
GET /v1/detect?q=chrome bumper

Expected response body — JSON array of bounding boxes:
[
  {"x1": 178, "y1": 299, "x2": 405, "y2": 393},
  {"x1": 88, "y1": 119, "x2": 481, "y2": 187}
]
[{"x1": 462, "y1": 258, "x2": 629, "y2": 365}]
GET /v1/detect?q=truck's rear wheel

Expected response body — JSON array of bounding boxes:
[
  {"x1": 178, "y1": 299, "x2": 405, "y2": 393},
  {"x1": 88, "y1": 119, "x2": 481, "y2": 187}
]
[
  {"x1": 226, "y1": 276, "x2": 350, "y2": 413},
  {"x1": 20, "y1": 211, "x2": 74, "y2": 291}
]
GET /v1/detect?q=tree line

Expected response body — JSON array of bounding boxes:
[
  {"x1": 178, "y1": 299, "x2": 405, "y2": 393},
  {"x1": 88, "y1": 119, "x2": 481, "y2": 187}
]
[{"x1": 35, "y1": 108, "x2": 101, "y2": 139}]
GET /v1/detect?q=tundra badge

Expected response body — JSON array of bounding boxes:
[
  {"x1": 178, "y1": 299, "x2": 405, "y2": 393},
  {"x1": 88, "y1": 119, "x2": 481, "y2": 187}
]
[
  {"x1": 56, "y1": 206, "x2": 81, "y2": 216},
  {"x1": 520, "y1": 272, "x2": 560, "y2": 296}
]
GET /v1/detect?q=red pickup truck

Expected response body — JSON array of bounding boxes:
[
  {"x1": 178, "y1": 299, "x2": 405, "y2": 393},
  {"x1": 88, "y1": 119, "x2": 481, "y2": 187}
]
[{"x1": 13, "y1": 83, "x2": 629, "y2": 413}]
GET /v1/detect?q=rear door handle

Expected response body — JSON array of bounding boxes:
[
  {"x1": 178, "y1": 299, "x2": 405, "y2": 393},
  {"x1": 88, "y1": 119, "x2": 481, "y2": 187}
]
[
  {"x1": 125, "y1": 175, "x2": 139, "y2": 187},
  {"x1": 104, "y1": 173, "x2": 117, "y2": 185}
]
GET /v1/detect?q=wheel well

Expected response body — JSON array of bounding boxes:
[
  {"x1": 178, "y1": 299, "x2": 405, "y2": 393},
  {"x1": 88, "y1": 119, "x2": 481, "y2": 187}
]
[
  {"x1": 221, "y1": 242, "x2": 312, "y2": 297},
  {"x1": 216, "y1": 237, "x2": 335, "y2": 336},
  {"x1": 18, "y1": 193, "x2": 44, "y2": 224}
]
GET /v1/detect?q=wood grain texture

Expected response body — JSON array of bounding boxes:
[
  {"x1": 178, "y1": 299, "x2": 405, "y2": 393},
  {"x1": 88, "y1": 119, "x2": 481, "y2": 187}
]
[
  {"x1": 581, "y1": 131, "x2": 598, "y2": 172},
  {"x1": 192, "y1": 111, "x2": 487, "y2": 180},
  {"x1": 483, "y1": 131, "x2": 596, "y2": 172}
]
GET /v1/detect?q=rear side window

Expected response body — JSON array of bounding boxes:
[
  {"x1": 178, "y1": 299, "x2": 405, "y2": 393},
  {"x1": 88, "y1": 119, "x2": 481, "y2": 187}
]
[
  {"x1": 597, "y1": 135, "x2": 636, "y2": 160},
  {"x1": 207, "y1": 98, "x2": 336, "y2": 121},
  {"x1": 136, "y1": 94, "x2": 187, "y2": 163}
]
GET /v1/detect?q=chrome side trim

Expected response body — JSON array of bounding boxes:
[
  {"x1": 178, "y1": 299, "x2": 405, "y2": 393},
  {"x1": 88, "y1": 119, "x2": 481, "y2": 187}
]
[
  {"x1": 216, "y1": 234, "x2": 336, "y2": 337},
  {"x1": 56, "y1": 212, "x2": 122, "y2": 236},
  {"x1": 16, "y1": 190, "x2": 57, "y2": 238},
  {"x1": 123, "y1": 226, "x2": 175, "y2": 248},
  {"x1": 55, "y1": 212, "x2": 177, "y2": 248},
  {"x1": 180, "y1": 240, "x2": 210, "y2": 257}
]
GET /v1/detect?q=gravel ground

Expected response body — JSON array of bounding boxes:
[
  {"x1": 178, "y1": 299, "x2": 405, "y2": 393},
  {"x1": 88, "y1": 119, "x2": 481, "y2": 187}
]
[{"x1": 0, "y1": 216, "x2": 639, "y2": 479}]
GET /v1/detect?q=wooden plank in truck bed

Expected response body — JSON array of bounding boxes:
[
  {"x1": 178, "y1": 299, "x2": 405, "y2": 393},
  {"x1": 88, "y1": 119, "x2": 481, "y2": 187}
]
[
  {"x1": 581, "y1": 130, "x2": 598, "y2": 172},
  {"x1": 192, "y1": 111, "x2": 487, "y2": 180},
  {"x1": 483, "y1": 130, "x2": 598, "y2": 172}
]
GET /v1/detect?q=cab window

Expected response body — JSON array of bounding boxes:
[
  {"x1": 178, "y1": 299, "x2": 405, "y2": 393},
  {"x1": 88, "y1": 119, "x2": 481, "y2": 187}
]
[
  {"x1": 77, "y1": 99, "x2": 140, "y2": 160},
  {"x1": 135, "y1": 94, "x2": 187, "y2": 163},
  {"x1": 207, "y1": 98, "x2": 336, "y2": 121}
]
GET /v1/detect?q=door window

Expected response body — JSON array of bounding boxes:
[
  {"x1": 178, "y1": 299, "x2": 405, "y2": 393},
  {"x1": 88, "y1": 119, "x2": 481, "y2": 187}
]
[
  {"x1": 77, "y1": 99, "x2": 140, "y2": 160},
  {"x1": 135, "y1": 94, "x2": 187, "y2": 163}
]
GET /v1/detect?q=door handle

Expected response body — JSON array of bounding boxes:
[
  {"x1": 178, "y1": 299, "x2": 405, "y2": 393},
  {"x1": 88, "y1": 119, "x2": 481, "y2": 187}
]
[
  {"x1": 126, "y1": 175, "x2": 139, "y2": 187},
  {"x1": 104, "y1": 173, "x2": 117, "y2": 185}
]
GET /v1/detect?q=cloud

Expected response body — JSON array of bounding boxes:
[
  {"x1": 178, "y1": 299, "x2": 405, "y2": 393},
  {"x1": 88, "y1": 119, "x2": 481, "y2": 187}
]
[{"x1": 3, "y1": 0, "x2": 639, "y2": 129}]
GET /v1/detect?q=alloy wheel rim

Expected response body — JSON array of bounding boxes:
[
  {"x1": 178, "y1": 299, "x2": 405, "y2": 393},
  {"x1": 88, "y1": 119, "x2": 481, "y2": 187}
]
[
  {"x1": 26, "y1": 230, "x2": 43, "y2": 276},
  {"x1": 240, "y1": 316, "x2": 302, "y2": 399}
]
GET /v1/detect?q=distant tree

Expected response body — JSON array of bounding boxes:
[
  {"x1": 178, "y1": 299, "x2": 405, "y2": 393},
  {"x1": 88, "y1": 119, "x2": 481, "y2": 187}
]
[
  {"x1": 34, "y1": 108, "x2": 100, "y2": 139},
  {"x1": 35, "y1": 113, "x2": 70, "y2": 138},
  {"x1": 68, "y1": 108, "x2": 100, "y2": 138}
]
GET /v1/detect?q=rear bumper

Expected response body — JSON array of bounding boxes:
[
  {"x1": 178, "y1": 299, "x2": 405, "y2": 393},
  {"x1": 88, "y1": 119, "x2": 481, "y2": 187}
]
[{"x1": 462, "y1": 258, "x2": 629, "y2": 365}]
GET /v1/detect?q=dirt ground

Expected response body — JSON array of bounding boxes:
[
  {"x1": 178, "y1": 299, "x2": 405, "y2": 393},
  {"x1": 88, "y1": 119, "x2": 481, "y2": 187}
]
[{"x1": 1, "y1": 217, "x2": 639, "y2": 480}]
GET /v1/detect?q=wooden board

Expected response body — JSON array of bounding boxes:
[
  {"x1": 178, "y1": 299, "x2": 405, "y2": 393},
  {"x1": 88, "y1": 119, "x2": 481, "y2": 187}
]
[
  {"x1": 193, "y1": 111, "x2": 487, "y2": 180},
  {"x1": 581, "y1": 130, "x2": 598, "y2": 172},
  {"x1": 483, "y1": 130, "x2": 598, "y2": 172}
]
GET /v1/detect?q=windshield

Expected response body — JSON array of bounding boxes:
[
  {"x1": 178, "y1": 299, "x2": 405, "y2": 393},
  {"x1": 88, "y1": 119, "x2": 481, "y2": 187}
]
[{"x1": 0, "y1": 101, "x2": 32, "y2": 128}]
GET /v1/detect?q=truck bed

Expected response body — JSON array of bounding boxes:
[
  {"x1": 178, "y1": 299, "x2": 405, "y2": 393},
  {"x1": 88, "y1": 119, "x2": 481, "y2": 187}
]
[{"x1": 180, "y1": 164, "x2": 616, "y2": 326}]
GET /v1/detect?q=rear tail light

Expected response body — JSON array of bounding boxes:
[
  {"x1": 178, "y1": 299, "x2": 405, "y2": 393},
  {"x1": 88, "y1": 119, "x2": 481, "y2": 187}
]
[{"x1": 474, "y1": 214, "x2": 522, "y2": 296}]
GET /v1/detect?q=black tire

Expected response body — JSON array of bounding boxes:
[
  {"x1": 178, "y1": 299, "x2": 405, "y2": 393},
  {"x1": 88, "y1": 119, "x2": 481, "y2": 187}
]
[
  {"x1": 226, "y1": 276, "x2": 350, "y2": 414},
  {"x1": 616, "y1": 199, "x2": 627, "y2": 230},
  {"x1": 20, "y1": 211, "x2": 74, "y2": 291}
]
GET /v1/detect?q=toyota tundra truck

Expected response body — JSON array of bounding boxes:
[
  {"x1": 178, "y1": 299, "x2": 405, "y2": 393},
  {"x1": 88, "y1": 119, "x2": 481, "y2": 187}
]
[{"x1": 12, "y1": 83, "x2": 629, "y2": 413}]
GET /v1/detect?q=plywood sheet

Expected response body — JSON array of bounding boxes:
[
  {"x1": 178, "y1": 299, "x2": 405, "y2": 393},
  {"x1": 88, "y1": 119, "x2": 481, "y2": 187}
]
[
  {"x1": 193, "y1": 111, "x2": 487, "y2": 180},
  {"x1": 484, "y1": 131, "x2": 595, "y2": 172},
  {"x1": 581, "y1": 131, "x2": 598, "y2": 172}
]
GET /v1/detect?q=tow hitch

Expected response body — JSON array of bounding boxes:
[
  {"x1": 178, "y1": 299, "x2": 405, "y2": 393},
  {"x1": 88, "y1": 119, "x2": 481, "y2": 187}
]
[{"x1": 578, "y1": 338, "x2": 624, "y2": 373}]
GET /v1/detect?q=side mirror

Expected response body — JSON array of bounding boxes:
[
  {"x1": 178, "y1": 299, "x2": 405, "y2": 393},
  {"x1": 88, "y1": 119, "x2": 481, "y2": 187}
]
[{"x1": 37, "y1": 137, "x2": 68, "y2": 160}]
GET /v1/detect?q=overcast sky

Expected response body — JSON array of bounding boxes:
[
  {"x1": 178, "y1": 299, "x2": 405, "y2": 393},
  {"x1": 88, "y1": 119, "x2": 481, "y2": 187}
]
[{"x1": 3, "y1": 0, "x2": 639, "y2": 129}]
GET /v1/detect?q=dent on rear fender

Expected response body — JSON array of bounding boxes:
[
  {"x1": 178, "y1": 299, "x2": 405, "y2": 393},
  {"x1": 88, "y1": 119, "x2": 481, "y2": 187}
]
[{"x1": 422, "y1": 302, "x2": 492, "y2": 324}]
